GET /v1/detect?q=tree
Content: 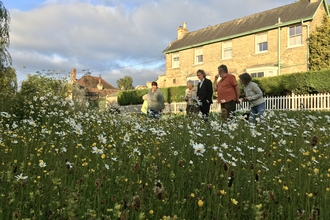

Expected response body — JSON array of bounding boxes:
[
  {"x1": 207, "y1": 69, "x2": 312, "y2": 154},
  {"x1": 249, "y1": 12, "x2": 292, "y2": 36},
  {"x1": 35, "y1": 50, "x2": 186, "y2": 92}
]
[
  {"x1": 116, "y1": 75, "x2": 134, "y2": 90},
  {"x1": 0, "y1": 1, "x2": 11, "y2": 67},
  {"x1": 309, "y1": 14, "x2": 330, "y2": 71},
  {"x1": 0, "y1": 1, "x2": 16, "y2": 106},
  {"x1": 19, "y1": 72, "x2": 72, "y2": 99}
]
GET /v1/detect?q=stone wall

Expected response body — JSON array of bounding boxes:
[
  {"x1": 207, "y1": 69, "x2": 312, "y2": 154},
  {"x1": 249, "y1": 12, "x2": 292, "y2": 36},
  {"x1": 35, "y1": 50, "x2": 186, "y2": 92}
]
[{"x1": 163, "y1": 7, "x2": 326, "y2": 88}]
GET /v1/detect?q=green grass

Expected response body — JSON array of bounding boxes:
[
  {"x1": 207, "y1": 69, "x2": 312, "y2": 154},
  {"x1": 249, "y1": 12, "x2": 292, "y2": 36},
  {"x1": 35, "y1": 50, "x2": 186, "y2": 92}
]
[{"x1": 1, "y1": 94, "x2": 330, "y2": 219}]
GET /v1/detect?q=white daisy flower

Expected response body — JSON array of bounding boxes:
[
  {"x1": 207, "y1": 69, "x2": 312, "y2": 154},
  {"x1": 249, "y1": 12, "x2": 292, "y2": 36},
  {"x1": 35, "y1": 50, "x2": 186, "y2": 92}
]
[
  {"x1": 15, "y1": 173, "x2": 28, "y2": 180},
  {"x1": 39, "y1": 161, "x2": 46, "y2": 168},
  {"x1": 193, "y1": 143, "x2": 206, "y2": 156}
]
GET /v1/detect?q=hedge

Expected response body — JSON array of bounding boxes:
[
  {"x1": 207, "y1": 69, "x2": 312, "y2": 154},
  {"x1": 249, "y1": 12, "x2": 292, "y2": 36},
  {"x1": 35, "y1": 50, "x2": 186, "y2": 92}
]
[{"x1": 253, "y1": 69, "x2": 330, "y2": 96}]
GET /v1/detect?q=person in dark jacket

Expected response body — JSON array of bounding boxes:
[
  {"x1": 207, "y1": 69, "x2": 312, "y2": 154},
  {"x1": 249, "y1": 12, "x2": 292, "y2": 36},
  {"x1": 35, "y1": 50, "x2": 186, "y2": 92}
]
[{"x1": 196, "y1": 69, "x2": 213, "y2": 121}]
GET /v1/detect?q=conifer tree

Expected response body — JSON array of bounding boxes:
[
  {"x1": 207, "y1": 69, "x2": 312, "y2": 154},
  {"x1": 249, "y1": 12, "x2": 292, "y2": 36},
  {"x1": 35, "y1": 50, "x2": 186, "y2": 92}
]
[{"x1": 309, "y1": 14, "x2": 330, "y2": 71}]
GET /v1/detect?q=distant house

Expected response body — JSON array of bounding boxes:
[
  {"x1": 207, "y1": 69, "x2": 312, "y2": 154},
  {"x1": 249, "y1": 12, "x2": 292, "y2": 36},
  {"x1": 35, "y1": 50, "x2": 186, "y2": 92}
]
[
  {"x1": 70, "y1": 68, "x2": 118, "y2": 102},
  {"x1": 162, "y1": 0, "x2": 330, "y2": 87}
]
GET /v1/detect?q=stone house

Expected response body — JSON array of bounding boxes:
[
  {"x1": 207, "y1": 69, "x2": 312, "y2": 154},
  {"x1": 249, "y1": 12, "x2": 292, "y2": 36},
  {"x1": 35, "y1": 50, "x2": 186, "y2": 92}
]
[
  {"x1": 162, "y1": 0, "x2": 330, "y2": 87},
  {"x1": 70, "y1": 68, "x2": 118, "y2": 103}
]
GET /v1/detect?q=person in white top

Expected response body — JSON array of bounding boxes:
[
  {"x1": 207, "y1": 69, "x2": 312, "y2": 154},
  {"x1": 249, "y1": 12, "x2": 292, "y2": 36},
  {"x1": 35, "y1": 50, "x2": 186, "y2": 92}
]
[{"x1": 239, "y1": 72, "x2": 265, "y2": 123}]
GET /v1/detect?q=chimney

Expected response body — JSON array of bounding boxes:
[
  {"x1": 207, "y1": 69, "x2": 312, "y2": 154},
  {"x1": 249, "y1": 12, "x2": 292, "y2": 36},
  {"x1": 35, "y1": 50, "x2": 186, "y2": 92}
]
[
  {"x1": 71, "y1": 68, "x2": 77, "y2": 82},
  {"x1": 177, "y1": 22, "x2": 188, "y2": 39}
]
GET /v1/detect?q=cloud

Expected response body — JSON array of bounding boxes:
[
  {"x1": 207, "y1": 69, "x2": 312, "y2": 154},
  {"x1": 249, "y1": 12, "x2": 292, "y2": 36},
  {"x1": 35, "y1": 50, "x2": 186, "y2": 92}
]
[{"x1": 6, "y1": 0, "x2": 306, "y2": 87}]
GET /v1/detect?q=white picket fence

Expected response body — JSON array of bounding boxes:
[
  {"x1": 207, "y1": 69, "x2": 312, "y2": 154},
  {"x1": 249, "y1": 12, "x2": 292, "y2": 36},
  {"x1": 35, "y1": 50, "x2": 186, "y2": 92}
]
[
  {"x1": 119, "y1": 93, "x2": 330, "y2": 113},
  {"x1": 168, "y1": 93, "x2": 330, "y2": 113}
]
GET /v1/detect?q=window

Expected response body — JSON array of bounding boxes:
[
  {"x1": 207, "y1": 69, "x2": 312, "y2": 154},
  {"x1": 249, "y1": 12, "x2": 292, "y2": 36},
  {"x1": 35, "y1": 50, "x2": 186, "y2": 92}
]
[
  {"x1": 192, "y1": 80, "x2": 200, "y2": 87},
  {"x1": 246, "y1": 66, "x2": 278, "y2": 78},
  {"x1": 186, "y1": 77, "x2": 210, "y2": 87},
  {"x1": 172, "y1": 53, "x2": 179, "y2": 68},
  {"x1": 194, "y1": 47, "x2": 203, "y2": 64},
  {"x1": 256, "y1": 33, "x2": 268, "y2": 53},
  {"x1": 289, "y1": 25, "x2": 302, "y2": 47},
  {"x1": 222, "y1": 41, "x2": 232, "y2": 59},
  {"x1": 173, "y1": 79, "x2": 176, "y2": 84},
  {"x1": 251, "y1": 72, "x2": 264, "y2": 78},
  {"x1": 186, "y1": 78, "x2": 199, "y2": 87}
]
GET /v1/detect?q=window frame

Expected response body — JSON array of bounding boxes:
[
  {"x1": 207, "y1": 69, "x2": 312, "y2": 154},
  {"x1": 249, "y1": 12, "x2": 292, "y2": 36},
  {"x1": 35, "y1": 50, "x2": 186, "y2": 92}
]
[
  {"x1": 222, "y1": 41, "x2": 232, "y2": 59},
  {"x1": 194, "y1": 47, "x2": 203, "y2": 64},
  {"x1": 172, "y1": 53, "x2": 180, "y2": 68},
  {"x1": 246, "y1": 66, "x2": 278, "y2": 78},
  {"x1": 288, "y1": 25, "x2": 302, "y2": 47},
  {"x1": 186, "y1": 76, "x2": 210, "y2": 87},
  {"x1": 255, "y1": 33, "x2": 268, "y2": 53}
]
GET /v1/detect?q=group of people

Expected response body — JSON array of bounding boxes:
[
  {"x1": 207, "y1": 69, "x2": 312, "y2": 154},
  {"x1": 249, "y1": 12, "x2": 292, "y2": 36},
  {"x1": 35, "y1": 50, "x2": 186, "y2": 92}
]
[{"x1": 142, "y1": 64, "x2": 265, "y2": 123}]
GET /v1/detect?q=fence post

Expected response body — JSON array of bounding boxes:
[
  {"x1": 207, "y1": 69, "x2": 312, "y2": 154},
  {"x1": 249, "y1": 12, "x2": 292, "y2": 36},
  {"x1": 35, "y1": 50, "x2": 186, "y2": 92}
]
[{"x1": 291, "y1": 92, "x2": 295, "y2": 110}]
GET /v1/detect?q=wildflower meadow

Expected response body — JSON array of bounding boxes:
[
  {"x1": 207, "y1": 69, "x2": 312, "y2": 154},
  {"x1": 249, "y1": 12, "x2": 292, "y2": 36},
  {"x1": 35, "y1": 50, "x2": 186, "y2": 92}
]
[{"x1": 1, "y1": 93, "x2": 330, "y2": 219}]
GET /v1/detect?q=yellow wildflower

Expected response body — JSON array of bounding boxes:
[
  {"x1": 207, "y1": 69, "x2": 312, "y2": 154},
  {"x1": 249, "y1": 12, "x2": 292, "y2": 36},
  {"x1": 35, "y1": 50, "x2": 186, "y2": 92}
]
[
  {"x1": 231, "y1": 198, "x2": 238, "y2": 205},
  {"x1": 220, "y1": 190, "x2": 226, "y2": 195},
  {"x1": 198, "y1": 199, "x2": 204, "y2": 207},
  {"x1": 306, "y1": 193, "x2": 313, "y2": 198}
]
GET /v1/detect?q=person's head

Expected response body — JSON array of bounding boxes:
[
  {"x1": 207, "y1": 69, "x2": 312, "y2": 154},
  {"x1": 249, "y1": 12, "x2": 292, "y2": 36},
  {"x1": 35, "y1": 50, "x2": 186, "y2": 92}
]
[
  {"x1": 187, "y1": 80, "x2": 194, "y2": 89},
  {"x1": 218, "y1": 64, "x2": 228, "y2": 78},
  {"x1": 151, "y1": 81, "x2": 158, "y2": 92},
  {"x1": 239, "y1": 72, "x2": 252, "y2": 85},
  {"x1": 196, "y1": 69, "x2": 206, "y2": 81}
]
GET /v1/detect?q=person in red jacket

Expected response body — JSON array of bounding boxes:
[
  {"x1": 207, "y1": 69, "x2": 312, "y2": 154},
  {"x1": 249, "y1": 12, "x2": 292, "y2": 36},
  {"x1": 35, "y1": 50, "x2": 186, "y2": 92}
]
[{"x1": 214, "y1": 64, "x2": 240, "y2": 118}]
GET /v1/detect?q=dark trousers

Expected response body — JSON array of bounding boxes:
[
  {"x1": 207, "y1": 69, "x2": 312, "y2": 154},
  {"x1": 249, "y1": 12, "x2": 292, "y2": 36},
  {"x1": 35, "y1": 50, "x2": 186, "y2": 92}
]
[
  {"x1": 200, "y1": 102, "x2": 211, "y2": 120},
  {"x1": 148, "y1": 109, "x2": 161, "y2": 119},
  {"x1": 186, "y1": 105, "x2": 199, "y2": 116},
  {"x1": 221, "y1": 100, "x2": 236, "y2": 118}
]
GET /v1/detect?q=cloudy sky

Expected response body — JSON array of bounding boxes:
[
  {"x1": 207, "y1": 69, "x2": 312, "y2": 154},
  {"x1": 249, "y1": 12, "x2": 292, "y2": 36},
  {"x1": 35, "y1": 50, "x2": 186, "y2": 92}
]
[{"x1": 2, "y1": 0, "x2": 329, "y2": 88}]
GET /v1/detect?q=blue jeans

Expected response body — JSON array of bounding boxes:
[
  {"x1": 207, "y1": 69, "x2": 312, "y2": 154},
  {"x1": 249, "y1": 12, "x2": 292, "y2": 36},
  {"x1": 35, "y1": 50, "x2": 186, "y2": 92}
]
[{"x1": 250, "y1": 102, "x2": 265, "y2": 123}]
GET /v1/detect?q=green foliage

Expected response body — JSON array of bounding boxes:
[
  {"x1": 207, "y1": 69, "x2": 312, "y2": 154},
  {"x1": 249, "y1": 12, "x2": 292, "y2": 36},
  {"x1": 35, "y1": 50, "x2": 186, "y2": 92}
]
[
  {"x1": 117, "y1": 88, "x2": 149, "y2": 105},
  {"x1": 309, "y1": 14, "x2": 330, "y2": 71},
  {"x1": 164, "y1": 86, "x2": 187, "y2": 102},
  {"x1": 117, "y1": 86, "x2": 187, "y2": 105},
  {"x1": 0, "y1": 66, "x2": 17, "y2": 96},
  {"x1": 0, "y1": 2, "x2": 16, "y2": 112},
  {"x1": 0, "y1": 1, "x2": 11, "y2": 67},
  {"x1": 20, "y1": 72, "x2": 71, "y2": 99},
  {"x1": 253, "y1": 69, "x2": 330, "y2": 96},
  {"x1": 0, "y1": 67, "x2": 17, "y2": 113},
  {"x1": 12, "y1": 72, "x2": 73, "y2": 119},
  {"x1": 116, "y1": 75, "x2": 134, "y2": 90}
]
